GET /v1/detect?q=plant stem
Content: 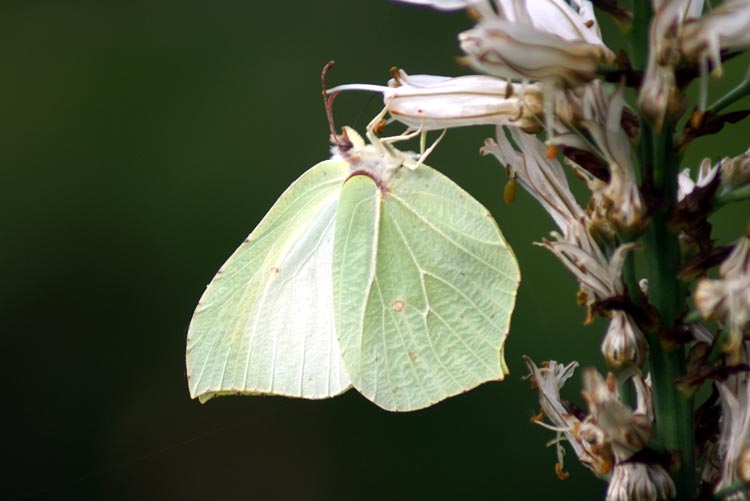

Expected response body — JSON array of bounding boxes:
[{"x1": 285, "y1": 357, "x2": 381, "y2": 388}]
[
  {"x1": 642, "y1": 124, "x2": 695, "y2": 499},
  {"x1": 629, "y1": 0, "x2": 652, "y2": 70},
  {"x1": 629, "y1": 4, "x2": 696, "y2": 494}
]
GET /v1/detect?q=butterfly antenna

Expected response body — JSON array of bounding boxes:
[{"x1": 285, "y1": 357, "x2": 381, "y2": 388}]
[{"x1": 321, "y1": 61, "x2": 352, "y2": 151}]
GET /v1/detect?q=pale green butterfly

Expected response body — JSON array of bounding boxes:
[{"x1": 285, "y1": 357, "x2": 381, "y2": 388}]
[{"x1": 186, "y1": 105, "x2": 520, "y2": 411}]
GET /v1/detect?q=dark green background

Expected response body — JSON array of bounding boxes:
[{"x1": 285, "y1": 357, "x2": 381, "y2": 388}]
[{"x1": 3, "y1": 2, "x2": 748, "y2": 500}]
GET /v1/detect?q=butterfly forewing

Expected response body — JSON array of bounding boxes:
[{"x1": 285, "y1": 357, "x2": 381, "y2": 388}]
[{"x1": 187, "y1": 160, "x2": 353, "y2": 402}]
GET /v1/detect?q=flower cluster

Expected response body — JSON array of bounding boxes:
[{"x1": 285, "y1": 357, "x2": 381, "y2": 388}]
[
  {"x1": 481, "y1": 126, "x2": 647, "y2": 369},
  {"x1": 331, "y1": 0, "x2": 750, "y2": 498},
  {"x1": 525, "y1": 357, "x2": 676, "y2": 500},
  {"x1": 639, "y1": 0, "x2": 750, "y2": 127}
]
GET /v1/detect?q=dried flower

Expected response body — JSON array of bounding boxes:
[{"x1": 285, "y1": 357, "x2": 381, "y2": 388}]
[
  {"x1": 526, "y1": 358, "x2": 669, "y2": 497},
  {"x1": 695, "y1": 236, "x2": 750, "y2": 363},
  {"x1": 714, "y1": 368, "x2": 750, "y2": 498},
  {"x1": 541, "y1": 234, "x2": 638, "y2": 325},
  {"x1": 581, "y1": 369, "x2": 675, "y2": 500},
  {"x1": 524, "y1": 356, "x2": 614, "y2": 478},
  {"x1": 481, "y1": 126, "x2": 585, "y2": 234},
  {"x1": 582, "y1": 369, "x2": 653, "y2": 463}
]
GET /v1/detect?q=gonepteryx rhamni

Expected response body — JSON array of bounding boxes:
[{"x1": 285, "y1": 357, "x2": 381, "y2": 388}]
[{"x1": 186, "y1": 126, "x2": 520, "y2": 411}]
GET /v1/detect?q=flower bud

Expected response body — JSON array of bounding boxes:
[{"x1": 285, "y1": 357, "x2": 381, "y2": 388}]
[
  {"x1": 606, "y1": 463, "x2": 676, "y2": 501},
  {"x1": 638, "y1": 65, "x2": 685, "y2": 133},
  {"x1": 601, "y1": 312, "x2": 648, "y2": 370}
]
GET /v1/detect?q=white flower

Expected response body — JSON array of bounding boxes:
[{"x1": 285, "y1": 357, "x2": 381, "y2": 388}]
[
  {"x1": 678, "y1": 148, "x2": 750, "y2": 203},
  {"x1": 329, "y1": 69, "x2": 544, "y2": 132},
  {"x1": 400, "y1": 0, "x2": 613, "y2": 135},
  {"x1": 495, "y1": 0, "x2": 609, "y2": 48},
  {"x1": 392, "y1": 0, "x2": 501, "y2": 21},
  {"x1": 677, "y1": 157, "x2": 721, "y2": 202},
  {"x1": 459, "y1": 19, "x2": 609, "y2": 87},
  {"x1": 392, "y1": 0, "x2": 479, "y2": 10},
  {"x1": 397, "y1": 0, "x2": 611, "y2": 51},
  {"x1": 606, "y1": 462, "x2": 677, "y2": 501},
  {"x1": 681, "y1": 0, "x2": 750, "y2": 78}
]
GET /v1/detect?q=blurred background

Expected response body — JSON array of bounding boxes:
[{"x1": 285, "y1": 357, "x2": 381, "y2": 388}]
[{"x1": 3, "y1": 1, "x2": 748, "y2": 499}]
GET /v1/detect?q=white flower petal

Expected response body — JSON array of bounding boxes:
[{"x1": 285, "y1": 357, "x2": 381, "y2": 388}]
[{"x1": 392, "y1": 0, "x2": 478, "y2": 10}]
